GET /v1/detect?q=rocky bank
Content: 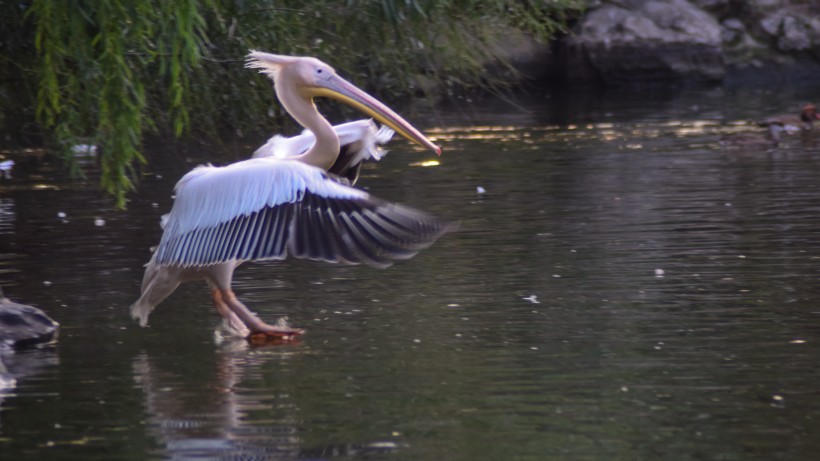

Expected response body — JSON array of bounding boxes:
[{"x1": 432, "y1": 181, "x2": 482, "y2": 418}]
[{"x1": 516, "y1": 0, "x2": 820, "y2": 86}]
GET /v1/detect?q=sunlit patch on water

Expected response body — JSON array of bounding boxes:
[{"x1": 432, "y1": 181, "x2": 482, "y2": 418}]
[
  {"x1": 426, "y1": 118, "x2": 783, "y2": 157},
  {"x1": 408, "y1": 159, "x2": 440, "y2": 167}
]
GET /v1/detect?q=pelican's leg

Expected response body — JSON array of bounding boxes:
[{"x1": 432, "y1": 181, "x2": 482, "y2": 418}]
[
  {"x1": 222, "y1": 289, "x2": 305, "y2": 338},
  {"x1": 212, "y1": 289, "x2": 250, "y2": 337},
  {"x1": 205, "y1": 263, "x2": 304, "y2": 338}
]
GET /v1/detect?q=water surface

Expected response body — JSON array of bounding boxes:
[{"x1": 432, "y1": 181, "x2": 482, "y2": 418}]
[{"x1": 2, "y1": 86, "x2": 820, "y2": 460}]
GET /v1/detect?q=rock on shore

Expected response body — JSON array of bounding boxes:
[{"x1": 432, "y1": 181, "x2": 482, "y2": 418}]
[
  {"x1": 513, "y1": 0, "x2": 820, "y2": 86},
  {"x1": 564, "y1": 0, "x2": 724, "y2": 83},
  {"x1": 0, "y1": 290, "x2": 59, "y2": 349}
]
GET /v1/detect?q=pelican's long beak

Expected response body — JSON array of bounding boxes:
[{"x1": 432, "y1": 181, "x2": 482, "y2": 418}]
[{"x1": 310, "y1": 75, "x2": 441, "y2": 156}]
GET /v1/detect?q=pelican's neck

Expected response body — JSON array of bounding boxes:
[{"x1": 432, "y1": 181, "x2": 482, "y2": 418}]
[{"x1": 275, "y1": 83, "x2": 339, "y2": 170}]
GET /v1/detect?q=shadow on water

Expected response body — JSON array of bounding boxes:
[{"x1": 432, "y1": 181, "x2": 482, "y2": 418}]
[{"x1": 1, "y1": 85, "x2": 820, "y2": 460}]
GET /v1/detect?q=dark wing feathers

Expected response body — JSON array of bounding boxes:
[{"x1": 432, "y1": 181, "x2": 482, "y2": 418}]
[
  {"x1": 156, "y1": 189, "x2": 455, "y2": 268},
  {"x1": 327, "y1": 144, "x2": 363, "y2": 185},
  {"x1": 288, "y1": 191, "x2": 455, "y2": 268}
]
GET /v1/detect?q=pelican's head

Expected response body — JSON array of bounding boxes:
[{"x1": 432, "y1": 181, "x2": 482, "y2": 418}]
[{"x1": 246, "y1": 50, "x2": 440, "y2": 155}]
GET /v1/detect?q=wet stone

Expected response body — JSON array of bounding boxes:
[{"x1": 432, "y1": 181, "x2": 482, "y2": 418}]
[{"x1": 0, "y1": 291, "x2": 59, "y2": 349}]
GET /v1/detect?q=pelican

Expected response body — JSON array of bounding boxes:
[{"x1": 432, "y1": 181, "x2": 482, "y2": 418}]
[{"x1": 131, "y1": 51, "x2": 454, "y2": 340}]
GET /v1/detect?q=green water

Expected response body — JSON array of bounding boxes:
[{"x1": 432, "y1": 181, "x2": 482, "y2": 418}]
[{"x1": 2, "y1": 86, "x2": 820, "y2": 460}]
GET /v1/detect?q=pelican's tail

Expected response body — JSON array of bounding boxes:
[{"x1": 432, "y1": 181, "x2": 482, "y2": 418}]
[{"x1": 130, "y1": 251, "x2": 180, "y2": 327}]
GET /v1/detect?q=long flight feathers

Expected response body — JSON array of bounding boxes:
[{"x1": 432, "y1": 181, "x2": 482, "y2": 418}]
[
  {"x1": 165, "y1": 158, "x2": 365, "y2": 235},
  {"x1": 155, "y1": 158, "x2": 454, "y2": 269}
]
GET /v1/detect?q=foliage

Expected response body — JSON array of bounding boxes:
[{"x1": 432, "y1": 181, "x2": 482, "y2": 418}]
[
  {"x1": 28, "y1": 0, "x2": 209, "y2": 208},
  {"x1": 8, "y1": 0, "x2": 585, "y2": 208}
]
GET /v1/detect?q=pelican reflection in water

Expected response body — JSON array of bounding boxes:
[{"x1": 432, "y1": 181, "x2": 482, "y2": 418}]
[{"x1": 131, "y1": 52, "x2": 455, "y2": 340}]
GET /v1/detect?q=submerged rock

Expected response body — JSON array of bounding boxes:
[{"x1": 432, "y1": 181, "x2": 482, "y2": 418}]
[{"x1": 0, "y1": 289, "x2": 59, "y2": 349}]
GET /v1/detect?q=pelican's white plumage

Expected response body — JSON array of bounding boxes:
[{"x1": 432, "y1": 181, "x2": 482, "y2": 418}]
[
  {"x1": 164, "y1": 158, "x2": 367, "y2": 237},
  {"x1": 253, "y1": 119, "x2": 394, "y2": 185},
  {"x1": 131, "y1": 51, "x2": 450, "y2": 340},
  {"x1": 154, "y1": 157, "x2": 449, "y2": 270},
  {"x1": 253, "y1": 119, "x2": 394, "y2": 162}
]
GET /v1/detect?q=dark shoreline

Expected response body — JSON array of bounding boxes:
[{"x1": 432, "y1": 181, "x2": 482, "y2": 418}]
[{"x1": 498, "y1": 0, "x2": 820, "y2": 90}]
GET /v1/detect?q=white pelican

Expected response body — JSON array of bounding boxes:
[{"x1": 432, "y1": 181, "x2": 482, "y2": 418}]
[{"x1": 131, "y1": 51, "x2": 454, "y2": 340}]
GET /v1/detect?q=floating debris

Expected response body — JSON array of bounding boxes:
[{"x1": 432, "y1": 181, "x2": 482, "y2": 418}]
[
  {"x1": 368, "y1": 441, "x2": 398, "y2": 449},
  {"x1": 476, "y1": 186, "x2": 486, "y2": 194},
  {"x1": 94, "y1": 217, "x2": 106, "y2": 227},
  {"x1": 71, "y1": 144, "x2": 98, "y2": 156},
  {"x1": 0, "y1": 369, "x2": 16, "y2": 390},
  {"x1": 655, "y1": 268, "x2": 665, "y2": 278},
  {"x1": 57, "y1": 211, "x2": 67, "y2": 219},
  {"x1": 523, "y1": 295, "x2": 540, "y2": 304},
  {"x1": 0, "y1": 160, "x2": 14, "y2": 179}
]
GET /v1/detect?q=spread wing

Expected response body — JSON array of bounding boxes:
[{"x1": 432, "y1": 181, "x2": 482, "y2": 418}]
[
  {"x1": 155, "y1": 157, "x2": 454, "y2": 269},
  {"x1": 252, "y1": 119, "x2": 394, "y2": 185}
]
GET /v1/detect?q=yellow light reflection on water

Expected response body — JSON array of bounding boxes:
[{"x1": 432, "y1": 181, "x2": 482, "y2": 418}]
[
  {"x1": 423, "y1": 119, "x2": 740, "y2": 147},
  {"x1": 425, "y1": 125, "x2": 529, "y2": 142},
  {"x1": 409, "y1": 160, "x2": 440, "y2": 167}
]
